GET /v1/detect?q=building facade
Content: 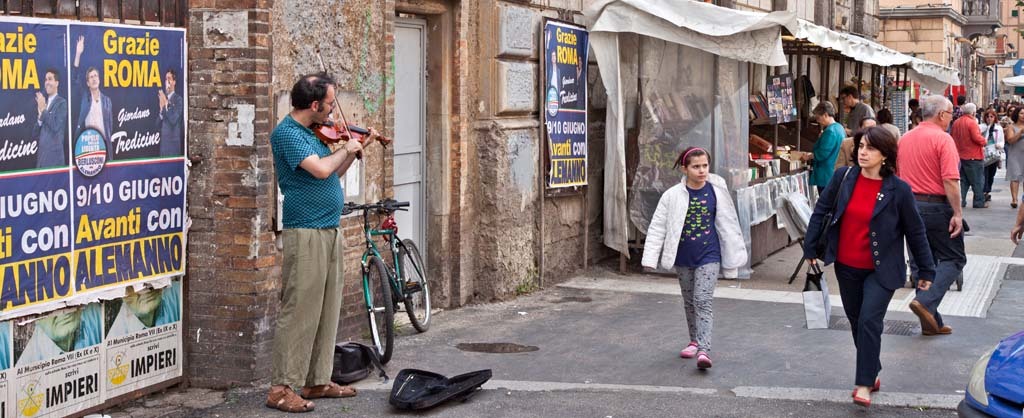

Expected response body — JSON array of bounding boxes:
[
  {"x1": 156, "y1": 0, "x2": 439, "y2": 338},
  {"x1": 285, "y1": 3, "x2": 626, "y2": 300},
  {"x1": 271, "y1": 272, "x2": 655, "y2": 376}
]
[{"x1": 878, "y1": 0, "x2": 1004, "y2": 104}]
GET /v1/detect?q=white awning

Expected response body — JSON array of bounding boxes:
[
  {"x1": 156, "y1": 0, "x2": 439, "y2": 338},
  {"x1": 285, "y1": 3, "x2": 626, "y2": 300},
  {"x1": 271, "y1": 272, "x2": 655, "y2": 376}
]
[
  {"x1": 585, "y1": 0, "x2": 795, "y2": 66},
  {"x1": 786, "y1": 19, "x2": 960, "y2": 91},
  {"x1": 1003, "y1": 75, "x2": 1024, "y2": 87}
]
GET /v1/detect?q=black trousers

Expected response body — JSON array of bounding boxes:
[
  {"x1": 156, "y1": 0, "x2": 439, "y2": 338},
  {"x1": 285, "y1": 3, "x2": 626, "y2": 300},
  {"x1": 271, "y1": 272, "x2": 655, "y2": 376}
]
[
  {"x1": 834, "y1": 262, "x2": 896, "y2": 387},
  {"x1": 984, "y1": 162, "x2": 998, "y2": 194}
]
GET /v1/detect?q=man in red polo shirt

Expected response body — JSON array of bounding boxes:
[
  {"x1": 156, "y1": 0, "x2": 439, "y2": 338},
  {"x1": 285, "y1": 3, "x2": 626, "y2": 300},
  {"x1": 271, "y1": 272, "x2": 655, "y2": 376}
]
[
  {"x1": 950, "y1": 103, "x2": 988, "y2": 208},
  {"x1": 896, "y1": 94, "x2": 964, "y2": 336}
]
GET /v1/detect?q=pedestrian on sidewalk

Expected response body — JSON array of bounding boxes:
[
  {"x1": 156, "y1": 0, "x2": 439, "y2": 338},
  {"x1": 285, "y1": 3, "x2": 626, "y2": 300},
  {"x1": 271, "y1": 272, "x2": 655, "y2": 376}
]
[
  {"x1": 641, "y1": 147, "x2": 747, "y2": 370},
  {"x1": 835, "y1": 117, "x2": 878, "y2": 169},
  {"x1": 1003, "y1": 107, "x2": 1024, "y2": 208},
  {"x1": 839, "y1": 85, "x2": 875, "y2": 136},
  {"x1": 896, "y1": 94, "x2": 965, "y2": 338},
  {"x1": 803, "y1": 126, "x2": 936, "y2": 408},
  {"x1": 803, "y1": 101, "x2": 845, "y2": 193},
  {"x1": 266, "y1": 73, "x2": 380, "y2": 413},
  {"x1": 979, "y1": 109, "x2": 1005, "y2": 203},
  {"x1": 950, "y1": 103, "x2": 988, "y2": 208}
]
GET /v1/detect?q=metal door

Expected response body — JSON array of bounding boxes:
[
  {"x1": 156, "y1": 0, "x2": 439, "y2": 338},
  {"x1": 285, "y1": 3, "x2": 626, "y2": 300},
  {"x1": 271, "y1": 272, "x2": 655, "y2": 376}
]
[{"x1": 394, "y1": 18, "x2": 426, "y2": 252}]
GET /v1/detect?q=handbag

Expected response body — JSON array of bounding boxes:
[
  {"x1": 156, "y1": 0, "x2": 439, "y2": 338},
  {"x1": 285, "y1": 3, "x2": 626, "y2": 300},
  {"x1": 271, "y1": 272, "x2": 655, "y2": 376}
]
[
  {"x1": 802, "y1": 262, "x2": 832, "y2": 329},
  {"x1": 813, "y1": 167, "x2": 851, "y2": 259},
  {"x1": 984, "y1": 127, "x2": 1001, "y2": 166}
]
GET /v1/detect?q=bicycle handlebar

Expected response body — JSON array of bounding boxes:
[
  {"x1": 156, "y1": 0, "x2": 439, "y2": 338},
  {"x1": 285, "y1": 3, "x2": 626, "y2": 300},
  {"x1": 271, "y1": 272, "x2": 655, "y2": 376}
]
[{"x1": 342, "y1": 199, "x2": 411, "y2": 215}]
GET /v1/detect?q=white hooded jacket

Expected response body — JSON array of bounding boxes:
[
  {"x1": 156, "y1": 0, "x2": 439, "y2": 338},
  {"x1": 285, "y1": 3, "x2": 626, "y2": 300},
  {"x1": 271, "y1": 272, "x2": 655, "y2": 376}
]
[{"x1": 641, "y1": 173, "x2": 748, "y2": 277}]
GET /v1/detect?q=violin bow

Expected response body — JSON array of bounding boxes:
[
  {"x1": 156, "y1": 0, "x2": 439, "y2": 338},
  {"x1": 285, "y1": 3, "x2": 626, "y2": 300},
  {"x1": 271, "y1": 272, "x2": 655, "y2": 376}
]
[{"x1": 315, "y1": 49, "x2": 355, "y2": 145}]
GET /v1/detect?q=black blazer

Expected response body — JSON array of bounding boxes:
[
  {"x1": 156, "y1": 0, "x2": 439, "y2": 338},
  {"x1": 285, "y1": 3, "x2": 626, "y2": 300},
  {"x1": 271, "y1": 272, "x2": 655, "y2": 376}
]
[{"x1": 803, "y1": 167, "x2": 936, "y2": 290}]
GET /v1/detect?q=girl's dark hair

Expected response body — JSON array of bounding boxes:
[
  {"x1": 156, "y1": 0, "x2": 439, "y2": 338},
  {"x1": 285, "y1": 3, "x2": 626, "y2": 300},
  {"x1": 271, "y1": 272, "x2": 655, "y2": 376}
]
[
  {"x1": 674, "y1": 146, "x2": 710, "y2": 169},
  {"x1": 853, "y1": 126, "x2": 898, "y2": 177},
  {"x1": 291, "y1": 72, "x2": 335, "y2": 110},
  {"x1": 1013, "y1": 107, "x2": 1022, "y2": 124},
  {"x1": 876, "y1": 108, "x2": 893, "y2": 125}
]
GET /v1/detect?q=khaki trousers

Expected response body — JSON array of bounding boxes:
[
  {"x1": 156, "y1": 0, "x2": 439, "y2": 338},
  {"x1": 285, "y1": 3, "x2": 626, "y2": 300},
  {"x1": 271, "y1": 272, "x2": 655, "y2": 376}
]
[{"x1": 271, "y1": 227, "x2": 344, "y2": 387}]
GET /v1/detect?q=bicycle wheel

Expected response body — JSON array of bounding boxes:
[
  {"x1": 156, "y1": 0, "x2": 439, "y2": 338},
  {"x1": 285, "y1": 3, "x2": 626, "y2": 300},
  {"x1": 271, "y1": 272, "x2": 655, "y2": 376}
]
[
  {"x1": 365, "y1": 255, "x2": 395, "y2": 363},
  {"x1": 398, "y1": 239, "x2": 431, "y2": 332}
]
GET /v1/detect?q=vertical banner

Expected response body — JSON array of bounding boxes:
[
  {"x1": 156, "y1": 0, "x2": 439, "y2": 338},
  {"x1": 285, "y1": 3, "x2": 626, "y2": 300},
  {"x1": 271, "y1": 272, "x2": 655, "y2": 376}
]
[
  {"x1": 0, "y1": 20, "x2": 74, "y2": 316},
  {"x1": 889, "y1": 89, "x2": 909, "y2": 134},
  {"x1": 103, "y1": 279, "x2": 181, "y2": 398},
  {"x1": 68, "y1": 23, "x2": 187, "y2": 296},
  {"x1": 542, "y1": 20, "x2": 588, "y2": 189}
]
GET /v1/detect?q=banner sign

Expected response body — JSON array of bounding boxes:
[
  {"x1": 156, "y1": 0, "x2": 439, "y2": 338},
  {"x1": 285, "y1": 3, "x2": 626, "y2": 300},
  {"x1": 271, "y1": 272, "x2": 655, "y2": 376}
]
[
  {"x1": 0, "y1": 18, "x2": 187, "y2": 320},
  {"x1": 542, "y1": 20, "x2": 588, "y2": 188}
]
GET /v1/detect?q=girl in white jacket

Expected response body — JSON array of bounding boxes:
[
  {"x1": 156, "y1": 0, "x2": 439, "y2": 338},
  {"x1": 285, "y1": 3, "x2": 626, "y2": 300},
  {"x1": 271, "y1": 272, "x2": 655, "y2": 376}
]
[{"x1": 641, "y1": 147, "x2": 747, "y2": 370}]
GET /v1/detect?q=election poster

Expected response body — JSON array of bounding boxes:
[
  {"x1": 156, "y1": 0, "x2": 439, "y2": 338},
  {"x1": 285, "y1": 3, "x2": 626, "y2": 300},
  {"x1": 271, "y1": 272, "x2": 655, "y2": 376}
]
[
  {"x1": 0, "y1": 18, "x2": 187, "y2": 319},
  {"x1": 103, "y1": 279, "x2": 181, "y2": 399},
  {"x1": 0, "y1": 20, "x2": 76, "y2": 317},
  {"x1": 69, "y1": 22, "x2": 187, "y2": 297},
  {"x1": 12, "y1": 303, "x2": 103, "y2": 418},
  {"x1": 542, "y1": 20, "x2": 588, "y2": 189}
]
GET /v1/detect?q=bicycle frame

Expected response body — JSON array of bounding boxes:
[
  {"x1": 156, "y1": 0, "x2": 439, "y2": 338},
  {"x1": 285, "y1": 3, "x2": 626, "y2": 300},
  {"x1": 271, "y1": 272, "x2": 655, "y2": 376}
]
[{"x1": 357, "y1": 208, "x2": 407, "y2": 307}]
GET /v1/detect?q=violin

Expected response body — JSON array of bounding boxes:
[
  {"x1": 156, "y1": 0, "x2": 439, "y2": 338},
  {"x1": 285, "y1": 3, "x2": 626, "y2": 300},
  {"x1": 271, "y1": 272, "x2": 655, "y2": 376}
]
[
  {"x1": 312, "y1": 121, "x2": 392, "y2": 147},
  {"x1": 312, "y1": 50, "x2": 392, "y2": 158}
]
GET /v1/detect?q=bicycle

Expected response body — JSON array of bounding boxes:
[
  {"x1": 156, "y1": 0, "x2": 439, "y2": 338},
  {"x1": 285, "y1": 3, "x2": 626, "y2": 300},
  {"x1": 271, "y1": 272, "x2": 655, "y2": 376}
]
[{"x1": 343, "y1": 199, "x2": 431, "y2": 363}]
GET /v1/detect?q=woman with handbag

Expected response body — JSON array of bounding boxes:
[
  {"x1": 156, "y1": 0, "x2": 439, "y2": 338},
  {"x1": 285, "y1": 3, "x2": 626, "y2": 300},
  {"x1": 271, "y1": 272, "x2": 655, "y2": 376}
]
[
  {"x1": 802, "y1": 127, "x2": 936, "y2": 408},
  {"x1": 979, "y1": 109, "x2": 1005, "y2": 202},
  {"x1": 641, "y1": 147, "x2": 747, "y2": 370}
]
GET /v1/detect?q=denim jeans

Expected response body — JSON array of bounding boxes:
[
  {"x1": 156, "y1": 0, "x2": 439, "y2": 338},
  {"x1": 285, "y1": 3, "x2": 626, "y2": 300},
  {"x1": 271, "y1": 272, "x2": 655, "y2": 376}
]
[
  {"x1": 835, "y1": 263, "x2": 895, "y2": 387},
  {"x1": 910, "y1": 201, "x2": 966, "y2": 328},
  {"x1": 960, "y1": 159, "x2": 985, "y2": 207}
]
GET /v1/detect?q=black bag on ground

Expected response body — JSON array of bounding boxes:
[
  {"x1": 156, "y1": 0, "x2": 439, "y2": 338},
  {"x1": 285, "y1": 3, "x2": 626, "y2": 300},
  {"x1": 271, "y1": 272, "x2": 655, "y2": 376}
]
[
  {"x1": 389, "y1": 368, "x2": 492, "y2": 410},
  {"x1": 331, "y1": 342, "x2": 388, "y2": 384}
]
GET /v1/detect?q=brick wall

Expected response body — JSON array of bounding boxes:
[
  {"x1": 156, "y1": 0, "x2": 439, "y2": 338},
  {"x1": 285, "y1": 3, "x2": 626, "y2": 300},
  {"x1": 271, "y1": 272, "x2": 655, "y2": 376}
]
[{"x1": 186, "y1": 1, "x2": 279, "y2": 388}]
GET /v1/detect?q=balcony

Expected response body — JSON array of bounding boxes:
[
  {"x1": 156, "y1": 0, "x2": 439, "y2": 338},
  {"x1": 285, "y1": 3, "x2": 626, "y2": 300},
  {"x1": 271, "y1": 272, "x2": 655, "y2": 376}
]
[{"x1": 963, "y1": 0, "x2": 1002, "y2": 38}]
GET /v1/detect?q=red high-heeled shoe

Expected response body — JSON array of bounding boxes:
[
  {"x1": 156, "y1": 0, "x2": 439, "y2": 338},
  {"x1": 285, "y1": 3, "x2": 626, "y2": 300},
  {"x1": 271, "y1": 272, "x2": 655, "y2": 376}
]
[
  {"x1": 872, "y1": 378, "x2": 880, "y2": 392},
  {"x1": 852, "y1": 389, "x2": 871, "y2": 408}
]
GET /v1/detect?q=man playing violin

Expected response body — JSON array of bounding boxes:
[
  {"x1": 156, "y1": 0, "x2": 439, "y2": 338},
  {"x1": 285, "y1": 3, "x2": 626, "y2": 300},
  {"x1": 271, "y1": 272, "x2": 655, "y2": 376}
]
[{"x1": 267, "y1": 72, "x2": 379, "y2": 413}]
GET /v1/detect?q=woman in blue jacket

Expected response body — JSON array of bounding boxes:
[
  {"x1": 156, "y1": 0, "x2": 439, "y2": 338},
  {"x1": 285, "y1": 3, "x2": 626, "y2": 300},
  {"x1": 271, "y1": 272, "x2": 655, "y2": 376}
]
[{"x1": 803, "y1": 126, "x2": 936, "y2": 408}]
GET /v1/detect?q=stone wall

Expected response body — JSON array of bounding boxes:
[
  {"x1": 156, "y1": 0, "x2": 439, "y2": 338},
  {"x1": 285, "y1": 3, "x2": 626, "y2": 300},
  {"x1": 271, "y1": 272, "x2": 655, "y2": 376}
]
[{"x1": 471, "y1": 0, "x2": 608, "y2": 301}]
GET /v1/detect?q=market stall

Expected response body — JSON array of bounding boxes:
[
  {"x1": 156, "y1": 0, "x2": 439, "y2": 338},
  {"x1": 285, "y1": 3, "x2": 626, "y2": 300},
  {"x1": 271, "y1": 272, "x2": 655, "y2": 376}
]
[{"x1": 585, "y1": 1, "x2": 959, "y2": 277}]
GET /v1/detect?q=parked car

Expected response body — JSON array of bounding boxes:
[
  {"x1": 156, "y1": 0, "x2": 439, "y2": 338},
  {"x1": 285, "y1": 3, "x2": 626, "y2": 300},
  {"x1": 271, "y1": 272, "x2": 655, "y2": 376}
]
[{"x1": 958, "y1": 330, "x2": 1024, "y2": 418}]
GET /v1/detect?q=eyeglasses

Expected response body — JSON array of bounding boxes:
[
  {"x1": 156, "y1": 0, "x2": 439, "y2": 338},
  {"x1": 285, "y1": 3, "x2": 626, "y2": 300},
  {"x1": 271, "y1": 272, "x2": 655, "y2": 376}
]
[{"x1": 940, "y1": 110, "x2": 953, "y2": 118}]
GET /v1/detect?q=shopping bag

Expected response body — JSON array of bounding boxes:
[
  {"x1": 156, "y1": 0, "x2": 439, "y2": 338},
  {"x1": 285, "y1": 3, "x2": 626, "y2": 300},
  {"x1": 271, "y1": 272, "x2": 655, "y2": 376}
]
[{"x1": 802, "y1": 263, "x2": 832, "y2": 329}]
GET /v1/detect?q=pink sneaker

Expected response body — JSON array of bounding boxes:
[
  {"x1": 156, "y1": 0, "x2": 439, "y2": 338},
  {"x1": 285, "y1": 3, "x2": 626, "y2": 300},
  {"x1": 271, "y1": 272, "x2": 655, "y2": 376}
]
[
  {"x1": 679, "y1": 342, "x2": 699, "y2": 358},
  {"x1": 696, "y1": 351, "x2": 712, "y2": 369}
]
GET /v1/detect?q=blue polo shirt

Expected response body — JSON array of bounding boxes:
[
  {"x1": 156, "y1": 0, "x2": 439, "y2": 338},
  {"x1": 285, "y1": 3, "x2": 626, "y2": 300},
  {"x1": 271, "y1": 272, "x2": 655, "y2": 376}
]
[{"x1": 271, "y1": 115, "x2": 344, "y2": 229}]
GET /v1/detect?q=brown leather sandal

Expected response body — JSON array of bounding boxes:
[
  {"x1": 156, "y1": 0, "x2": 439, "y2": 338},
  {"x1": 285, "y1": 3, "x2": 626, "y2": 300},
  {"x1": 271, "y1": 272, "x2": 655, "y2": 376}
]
[
  {"x1": 266, "y1": 387, "x2": 315, "y2": 413},
  {"x1": 301, "y1": 382, "x2": 357, "y2": 399}
]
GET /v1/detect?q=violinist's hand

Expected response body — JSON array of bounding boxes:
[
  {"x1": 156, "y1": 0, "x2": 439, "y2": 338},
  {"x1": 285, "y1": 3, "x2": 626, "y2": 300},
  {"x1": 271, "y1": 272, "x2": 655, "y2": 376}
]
[
  {"x1": 344, "y1": 136, "x2": 363, "y2": 154},
  {"x1": 158, "y1": 90, "x2": 167, "y2": 110},
  {"x1": 367, "y1": 127, "x2": 381, "y2": 145}
]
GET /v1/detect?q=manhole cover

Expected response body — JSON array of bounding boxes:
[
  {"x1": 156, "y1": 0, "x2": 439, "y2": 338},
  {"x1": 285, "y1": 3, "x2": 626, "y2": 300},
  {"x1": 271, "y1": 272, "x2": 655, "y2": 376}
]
[
  {"x1": 826, "y1": 317, "x2": 919, "y2": 336},
  {"x1": 556, "y1": 296, "x2": 593, "y2": 303},
  {"x1": 455, "y1": 343, "x2": 539, "y2": 353},
  {"x1": 1005, "y1": 265, "x2": 1024, "y2": 281}
]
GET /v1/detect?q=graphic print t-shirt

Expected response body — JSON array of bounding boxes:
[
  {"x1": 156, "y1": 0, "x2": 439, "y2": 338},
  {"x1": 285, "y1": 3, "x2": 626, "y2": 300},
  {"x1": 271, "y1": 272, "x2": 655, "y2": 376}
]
[{"x1": 674, "y1": 183, "x2": 722, "y2": 268}]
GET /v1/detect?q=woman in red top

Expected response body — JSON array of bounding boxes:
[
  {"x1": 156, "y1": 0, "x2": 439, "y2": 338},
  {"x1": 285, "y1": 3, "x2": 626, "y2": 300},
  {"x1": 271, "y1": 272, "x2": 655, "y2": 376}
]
[{"x1": 803, "y1": 126, "x2": 936, "y2": 408}]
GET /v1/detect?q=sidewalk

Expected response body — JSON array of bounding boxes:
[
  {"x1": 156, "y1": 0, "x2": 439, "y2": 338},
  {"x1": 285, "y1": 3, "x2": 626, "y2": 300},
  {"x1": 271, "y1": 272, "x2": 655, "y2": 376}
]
[{"x1": 106, "y1": 179, "x2": 1024, "y2": 418}]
